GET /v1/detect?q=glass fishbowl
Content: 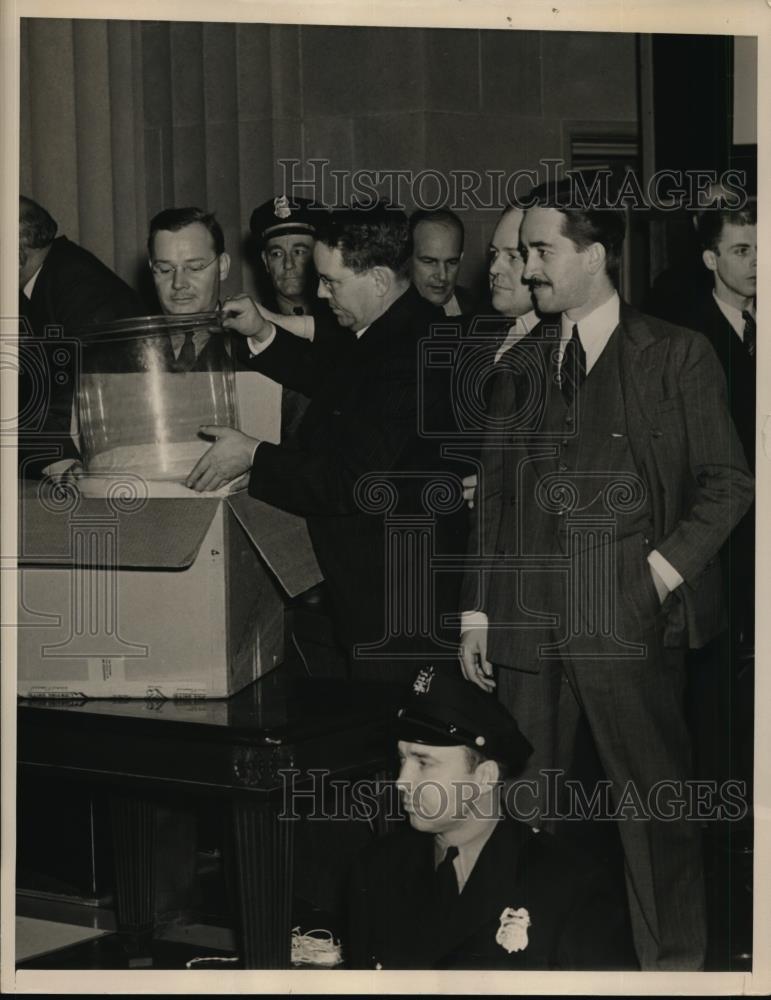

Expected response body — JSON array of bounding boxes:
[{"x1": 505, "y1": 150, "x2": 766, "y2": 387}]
[{"x1": 76, "y1": 312, "x2": 238, "y2": 494}]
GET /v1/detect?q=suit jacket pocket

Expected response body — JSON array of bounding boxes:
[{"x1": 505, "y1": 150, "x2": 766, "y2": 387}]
[{"x1": 617, "y1": 532, "x2": 662, "y2": 628}]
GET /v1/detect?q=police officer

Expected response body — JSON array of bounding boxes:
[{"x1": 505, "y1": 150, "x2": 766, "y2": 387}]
[
  {"x1": 248, "y1": 195, "x2": 340, "y2": 442},
  {"x1": 348, "y1": 667, "x2": 637, "y2": 970}
]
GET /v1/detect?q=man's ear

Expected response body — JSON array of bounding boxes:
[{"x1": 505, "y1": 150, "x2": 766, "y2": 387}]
[
  {"x1": 370, "y1": 266, "x2": 392, "y2": 297},
  {"x1": 585, "y1": 241, "x2": 606, "y2": 276},
  {"x1": 702, "y1": 248, "x2": 718, "y2": 274},
  {"x1": 474, "y1": 757, "x2": 501, "y2": 789},
  {"x1": 218, "y1": 252, "x2": 231, "y2": 282}
]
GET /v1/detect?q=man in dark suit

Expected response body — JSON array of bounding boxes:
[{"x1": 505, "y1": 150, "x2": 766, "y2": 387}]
[
  {"x1": 461, "y1": 204, "x2": 541, "y2": 509},
  {"x1": 458, "y1": 180, "x2": 753, "y2": 969},
  {"x1": 683, "y1": 205, "x2": 756, "y2": 816},
  {"x1": 147, "y1": 206, "x2": 232, "y2": 370},
  {"x1": 17, "y1": 195, "x2": 140, "y2": 478},
  {"x1": 348, "y1": 667, "x2": 636, "y2": 970},
  {"x1": 185, "y1": 204, "x2": 468, "y2": 680},
  {"x1": 692, "y1": 203, "x2": 756, "y2": 467},
  {"x1": 410, "y1": 208, "x2": 475, "y2": 317}
]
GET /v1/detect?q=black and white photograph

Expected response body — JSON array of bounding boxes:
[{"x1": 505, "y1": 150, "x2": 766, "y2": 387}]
[{"x1": 2, "y1": 0, "x2": 769, "y2": 993}]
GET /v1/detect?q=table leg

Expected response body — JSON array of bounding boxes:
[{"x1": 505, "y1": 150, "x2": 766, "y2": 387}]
[
  {"x1": 229, "y1": 800, "x2": 294, "y2": 968},
  {"x1": 109, "y1": 794, "x2": 157, "y2": 961}
]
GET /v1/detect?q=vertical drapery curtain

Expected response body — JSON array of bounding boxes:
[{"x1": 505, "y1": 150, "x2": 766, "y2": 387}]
[
  {"x1": 19, "y1": 19, "x2": 305, "y2": 301},
  {"x1": 19, "y1": 20, "x2": 639, "y2": 299}
]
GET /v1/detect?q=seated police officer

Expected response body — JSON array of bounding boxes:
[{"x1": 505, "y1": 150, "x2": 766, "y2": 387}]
[{"x1": 348, "y1": 667, "x2": 637, "y2": 970}]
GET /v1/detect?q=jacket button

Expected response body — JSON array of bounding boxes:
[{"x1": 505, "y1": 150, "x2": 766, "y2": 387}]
[
  {"x1": 565, "y1": 414, "x2": 574, "y2": 425},
  {"x1": 559, "y1": 462, "x2": 568, "y2": 472}
]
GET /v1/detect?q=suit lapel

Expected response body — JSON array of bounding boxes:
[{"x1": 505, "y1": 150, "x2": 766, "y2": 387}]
[
  {"x1": 506, "y1": 324, "x2": 559, "y2": 477},
  {"x1": 617, "y1": 302, "x2": 671, "y2": 470}
]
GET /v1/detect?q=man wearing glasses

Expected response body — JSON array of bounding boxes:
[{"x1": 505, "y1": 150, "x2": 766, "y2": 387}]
[
  {"x1": 186, "y1": 203, "x2": 469, "y2": 681},
  {"x1": 147, "y1": 206, "x2": 231, "y2": 369}
]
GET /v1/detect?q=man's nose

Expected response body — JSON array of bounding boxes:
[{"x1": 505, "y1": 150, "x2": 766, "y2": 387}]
[
  {"x1": 522, "y1": 256, "x2": 536, "y2": 282},
  {"x1": 317, "y1": 280, "x2": 330, "y2": 300},
  {"x1": 396, "y1": 761, "x2": 412, "y2": 791},
  {"x1": 283, "y1": 254, "x2": 295, "y2": 272},
  {"x1": 171, "y1": 266, "x2": 189, "y2": 289},
  {"x1": 435, "y1": 262, "x2": 448, "y2": 281}
]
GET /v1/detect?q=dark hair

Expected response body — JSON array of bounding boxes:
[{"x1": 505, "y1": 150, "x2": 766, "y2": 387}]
[
  {"x1": 19, "y1": 196, "x2": 58, "y2": 251},
  {"x1": 316, "y1": 203, "x2": 411, "y2": 275},
  {"x1": 410, "y1": 207, "x2": 465, "y2": 253},
  {"x1": 527, "y1": 178, "x2": 626, "y2": 287},
  {"x1": 147, "y1": 207, "x2": 225, "y2": 258},
  {"x1": 695, "y1": 203, "x2": 757, "y2": 252}
]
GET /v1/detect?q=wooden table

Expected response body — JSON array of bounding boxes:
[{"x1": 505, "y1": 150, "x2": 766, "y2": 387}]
[{"x1": 17, "y1": 671, "x2": 396, "y2": 968}]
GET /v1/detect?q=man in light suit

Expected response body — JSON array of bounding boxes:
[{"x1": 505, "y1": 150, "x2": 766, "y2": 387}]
[
  {"x1": 348, "y1": 667, "x2": 636, "y2": 970},
  {"x1": 458, "y1": 179, "x2": 753, "y2": 970}
]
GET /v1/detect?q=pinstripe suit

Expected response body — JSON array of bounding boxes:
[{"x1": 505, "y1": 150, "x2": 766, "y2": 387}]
[{"x1": 462, "y1": 302, "x2": 753, "y2": 969}]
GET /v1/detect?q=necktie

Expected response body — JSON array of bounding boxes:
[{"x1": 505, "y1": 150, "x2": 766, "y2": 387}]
[
  {"x1": 742, "y1": 311, "x2": 756, "y2": 359},
  {"x1": 434, "y1": 845, "x2": 459, "y2": 904},
  {"x1": 560, "y1": 324, "x2": 587, "y2": 406},
  {"x1": 176, "y1": 331, "x2": 197, "y2": 371}
]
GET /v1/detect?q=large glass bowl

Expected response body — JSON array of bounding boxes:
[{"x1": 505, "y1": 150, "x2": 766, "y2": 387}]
[{"x1": 75, "y1": 312, "x2": 237, "y2": 489}]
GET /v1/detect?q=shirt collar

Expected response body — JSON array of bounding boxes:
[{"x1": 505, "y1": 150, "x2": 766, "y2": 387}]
[
  {"x1": 22, "y1": 264, "x2": 44, "y2": 300},
  {"x1": 521, "y1": 308, "x2": 540, "y2": 334},
  {"x1": 713, "y1": 290, "x2": 752, "y2": 341},
  {"x1": 560, "y1": 291, "x2": 620, "y2": 373},
  {"x1": 442, "y1": 293, "x2": 462, "y2": 317},
  {"x1": 434, "y1": 815, "x2": 500, "y2": 892},
  {"x1": 494, "y1": 309, "x2": 540, "y2": 363}
]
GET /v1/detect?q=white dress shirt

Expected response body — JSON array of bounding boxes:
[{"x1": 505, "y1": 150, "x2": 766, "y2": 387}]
[
  {"x1": 712, "y1": 290, "x2": 754, "y2": 341},
  {"x1": 494, "y1": 309, "x2": 540, "y2": 363},
  {"x1": 442, "y1": 294, "x2": 462, "y2": 318},
  {"x1": 462, "y1": 292, "x2": 682, "y2": 633},
  {"x1": 22, "y1": 265, "x2": 43, "y2": 301}
]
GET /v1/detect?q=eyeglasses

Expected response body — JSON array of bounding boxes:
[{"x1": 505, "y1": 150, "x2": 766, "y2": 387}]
[
  {"x1": 318, "y1": 271, "x2": 364, "y2": 293},
  {"x1": 149, "y1": 255, "x2": 219, "y2": 279}
]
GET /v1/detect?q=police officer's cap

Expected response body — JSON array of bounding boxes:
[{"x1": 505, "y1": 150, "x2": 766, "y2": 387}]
[
  {"x1": 397, "y1": 667, "x2": 533, "y2": 773},
  {"x1": 250, "y1": 195, "x2": 324, "y2": 244}
]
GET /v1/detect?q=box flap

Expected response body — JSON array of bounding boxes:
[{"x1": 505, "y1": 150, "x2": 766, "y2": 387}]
[
  {"x1": 226, "y1": 491, "x2": 323, "y2": 598},
  {"x1": 19, "y1": 494, "x2": 220, "y2": 570}
]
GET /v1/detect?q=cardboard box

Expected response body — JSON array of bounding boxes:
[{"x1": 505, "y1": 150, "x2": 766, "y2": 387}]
[{"x1": 17, "y1": 485, "x2": 323, "y2": 699}]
